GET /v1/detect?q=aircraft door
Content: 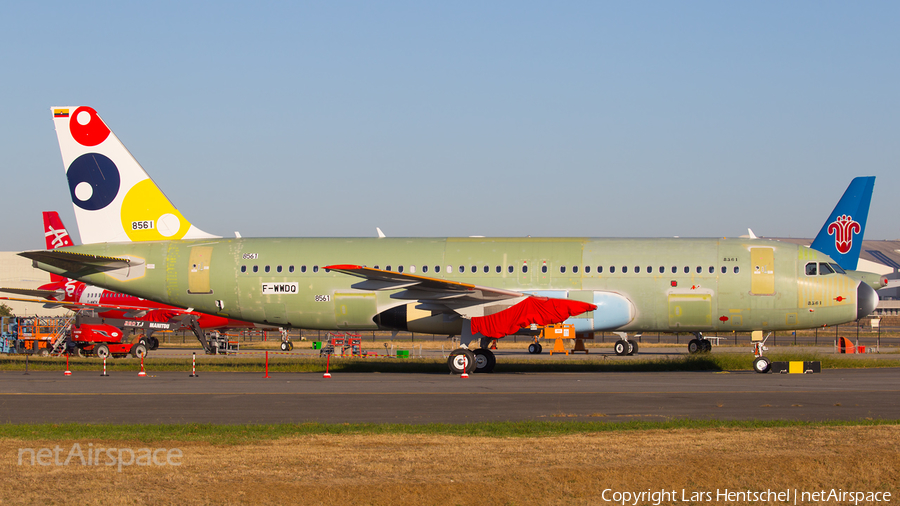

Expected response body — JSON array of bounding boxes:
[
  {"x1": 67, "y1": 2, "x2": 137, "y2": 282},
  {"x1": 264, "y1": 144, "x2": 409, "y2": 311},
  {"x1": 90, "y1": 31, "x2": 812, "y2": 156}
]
[
  {"x1": 188, "y1": 246, "x2": 214, "y2": 294},
  {"x1": 334, "y1": 293, "x2": 378, "y2": 329},
  {"x1": 750, "y1": 247, "x2": 775, "y2": 295},
  {"x1": 668, "y1": 291, "x2": 713, "y2": 329}
]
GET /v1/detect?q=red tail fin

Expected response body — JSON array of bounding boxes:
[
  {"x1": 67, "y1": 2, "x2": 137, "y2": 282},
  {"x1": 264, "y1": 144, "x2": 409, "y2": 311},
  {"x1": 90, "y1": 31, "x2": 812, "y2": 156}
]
[{"x1": 42, "y1": 212, "x2": 74, "y2": 283}]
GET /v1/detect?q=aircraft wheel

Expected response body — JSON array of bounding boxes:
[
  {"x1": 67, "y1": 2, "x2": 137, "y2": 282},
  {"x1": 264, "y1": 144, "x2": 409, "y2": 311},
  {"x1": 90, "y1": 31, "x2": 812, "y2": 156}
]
[
  {"x1": 613, "y1": 340, "x2": 629, "y2": 356},
  {"x1": 700, "y1": 340, "x2": 712, "y2": 353},
  {"x1": 76, "y1": 347, "x2": 86, "y2": 358},
  {"x1": 536, "y1": 343, "x2": 542, "y2": 353},
  {"x1": 39, "y1": 348, "x2": 50, "y2": 357},
  {"x1": 149, "y1": 337, "x2": 159, "y2": 350},
  {"x1": 131, "y1": 344, "x2": 148, "y2": 359},
  {"x1": 473, "y1": 349, "x2": 496, "y2": 373},
  {"x1": 527, "y1": 343, "x2": 538, "y2": 354},
  {"x1": 628, "y1": 340, "x2": 639, "y2": 355},
  {"x1": 753, "y1": 356, "x2": 771, "y2": 374},
  {"x1": 447, "y1": 349, "x2": 476, "y2": 374},
  {"x1": 280, "y1": 342, "x2": 289, "y2": 352},
  {"x1": 687, "y1": 339, "x2": 701, "y2": 354},
  {"x1": 95, "y1": 344, "x2": 110, "y2": 359},
  {"x1": 288, "y1": 341, "x2": 294, "y2": 351}
]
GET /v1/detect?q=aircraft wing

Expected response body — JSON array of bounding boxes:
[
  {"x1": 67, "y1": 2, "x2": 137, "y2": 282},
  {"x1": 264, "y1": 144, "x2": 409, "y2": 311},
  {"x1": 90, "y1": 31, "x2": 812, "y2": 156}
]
[
  {"x1": 18, "y1": 250, "x2": 132, "y2": 273},
  {"x1": 325, "y1": 264, "x2": 523, "y2": 305},
  {"x1": 325, "y1": 264, "x2": 597, "y2": 337}
]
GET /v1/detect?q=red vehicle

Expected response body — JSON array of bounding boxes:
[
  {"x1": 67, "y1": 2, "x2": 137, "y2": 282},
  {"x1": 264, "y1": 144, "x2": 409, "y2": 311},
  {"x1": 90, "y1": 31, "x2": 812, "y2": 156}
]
[{"x1": 71, "y1": 323, "x2": 148, "y2": 359}]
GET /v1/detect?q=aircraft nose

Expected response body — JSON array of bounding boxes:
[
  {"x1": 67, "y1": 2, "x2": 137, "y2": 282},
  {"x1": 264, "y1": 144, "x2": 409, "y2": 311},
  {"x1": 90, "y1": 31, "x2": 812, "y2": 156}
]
[{"x1": 857, "y1": 281, "x2": 878, "y2": 320}]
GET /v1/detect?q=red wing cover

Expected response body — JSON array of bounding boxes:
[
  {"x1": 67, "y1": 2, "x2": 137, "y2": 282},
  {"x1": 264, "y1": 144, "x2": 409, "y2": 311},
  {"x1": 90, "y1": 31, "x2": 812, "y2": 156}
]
[{"x1": 470, "y1": 296, "x2": 597, "y2": 338}]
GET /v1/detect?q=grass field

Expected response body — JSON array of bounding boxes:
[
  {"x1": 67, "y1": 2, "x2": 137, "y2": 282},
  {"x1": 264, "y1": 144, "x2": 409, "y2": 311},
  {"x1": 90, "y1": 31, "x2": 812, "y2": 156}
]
[
  {"x1": 4, "y1": 420, "x2": 898, "y2": 505},
  {"x1": 3, "y1": 350, "x2": 900, "y2": 374}
]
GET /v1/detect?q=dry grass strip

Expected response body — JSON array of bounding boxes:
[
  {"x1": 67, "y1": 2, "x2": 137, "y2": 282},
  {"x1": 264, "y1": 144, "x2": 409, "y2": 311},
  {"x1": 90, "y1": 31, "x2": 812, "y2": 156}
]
[{"x1": 3, "y1": 425, "x2": 898, "y2": 505}]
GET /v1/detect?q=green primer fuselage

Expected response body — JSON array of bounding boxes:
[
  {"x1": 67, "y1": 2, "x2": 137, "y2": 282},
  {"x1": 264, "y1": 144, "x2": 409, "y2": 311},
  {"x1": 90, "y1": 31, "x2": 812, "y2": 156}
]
[{"x1": 36, "y1": 237, "x2": 860, "y2": 335}]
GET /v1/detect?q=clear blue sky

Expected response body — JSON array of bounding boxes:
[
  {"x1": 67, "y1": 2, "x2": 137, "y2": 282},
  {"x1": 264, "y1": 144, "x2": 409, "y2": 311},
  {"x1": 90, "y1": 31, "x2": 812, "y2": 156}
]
[{"x1": 2, "y1": 1, "x2": 898, "y2": 250}]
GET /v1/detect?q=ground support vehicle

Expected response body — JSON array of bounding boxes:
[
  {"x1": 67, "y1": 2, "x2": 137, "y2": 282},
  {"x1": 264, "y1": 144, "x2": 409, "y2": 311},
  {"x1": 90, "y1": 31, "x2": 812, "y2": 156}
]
[{"x1": 0, "y1": 316, "x2": 72, "y2": 356}]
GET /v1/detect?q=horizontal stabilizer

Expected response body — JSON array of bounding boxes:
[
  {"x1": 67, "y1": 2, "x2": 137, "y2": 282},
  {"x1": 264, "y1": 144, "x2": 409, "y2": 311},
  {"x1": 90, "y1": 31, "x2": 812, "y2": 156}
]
[
  {"x1": 0, "y1": 287, "x2": 65, "y2": 299},
  {"x1": 19, "y1": 250, "x2": 133, "y2": 274},
  {"x1": 0, "y1": 295, "x2": 192, "y2": 315}
]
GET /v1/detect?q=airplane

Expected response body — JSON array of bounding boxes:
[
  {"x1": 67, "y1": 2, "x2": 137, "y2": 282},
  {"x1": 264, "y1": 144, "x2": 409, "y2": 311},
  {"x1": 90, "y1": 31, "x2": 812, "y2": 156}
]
[
  {"x1": 1, "y1": 211, "x2": 277, "y2": 354},
  {"x1": 21, "y1": 106, "x2": 878, "y2": 374}
]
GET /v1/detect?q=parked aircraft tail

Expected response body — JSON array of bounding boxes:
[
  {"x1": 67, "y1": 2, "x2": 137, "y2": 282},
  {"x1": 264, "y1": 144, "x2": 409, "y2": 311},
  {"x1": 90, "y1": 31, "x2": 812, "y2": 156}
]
[
  {"x1": 809, "y1": 176, "x2": 875, "y2": 271},
  {"x1": 42, "y1": 211, "x2": 74, "y2": 283},
  {"x1": 51, "y1": 107, "x2": 217, "y2": 244}
]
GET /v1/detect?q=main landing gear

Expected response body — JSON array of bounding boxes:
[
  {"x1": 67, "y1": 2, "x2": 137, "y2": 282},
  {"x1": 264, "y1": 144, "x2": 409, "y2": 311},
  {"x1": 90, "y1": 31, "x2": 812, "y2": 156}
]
[
  {"x1": 447, "y1": 347, "x2": 495, "y2": 374},
  {"x1": 687, "y1": 332, "x2": 712, "y2": 354},
  {"x1": 612, "y1": 332, "x2": 639, "y2": 356}
]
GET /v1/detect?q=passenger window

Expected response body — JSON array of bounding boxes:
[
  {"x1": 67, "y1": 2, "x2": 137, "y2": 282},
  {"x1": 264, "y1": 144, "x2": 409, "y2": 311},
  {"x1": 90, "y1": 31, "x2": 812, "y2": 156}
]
[
  {"x1": 241, "y1": 265, "x2": 247, "y2": 273},
  {"x1": 386, "y1": 265, "x2": 392, "y2": 272},
  {"x1": 560, "y1": 266, "x2": 566, "y2": 273},
  {"x1": 805, "y1": 262, "x2": 817, "y2": 276},
  {"x1": 484, "y1": 265, "x2": 489, "y2": 273},
  {"x1": 610, "y1": 266, "x2": 616, "y2": 273},
  {"x1": 410, "y1": 266, "x2": 415, "y2": 274},
  {"x1": 622, "y1": 266, "x2": 628, "y2": 273},
  {"x1": 598, "y1": 266, "x2": 603, "y2": 273},
  {"x1": 289, "y1": 265, "x2": 294, "y2": 273},
  {"x1": 496, "y1": 266, "x2": 501, "y2": 273},
  {"x1": 422, "y1": 265, "x2": 428, "y2": 273},
  {"x1": 508, "y1": 266, "x2": 514, "y2": 273},
  {"x1": 277, "y1": 265, "x2": 283, "y2": 273},
  {"x1": 671, "y1": 266, "x2": 677, "y2": 274},
  {"x1": 659, "y1": 266, "x2": 664, "y2": 274},
  {"x1": 301, "y1": 266, "x2": 307, "y2": 273},
  {"x1": 573, "y1": 266, "x2": 579, "y2": 274},
  {"x1": 647, "y1": 266, "x2": 652, "y2": 274},
  {"x1": 253, "y1": 265, "x2": 258, "y2": 273},
  {"x1": 522, "y1": 265, "x2": 528, "y2": 273},
  {"x1": 459, "y1": 266, "x2": 464, "y2": 273},
  {"x1": 585, "y1": 266, "x2": 591, "y2": 273},
  {"x1": 696, "y1": 266, "x2": 701, "y2": 274},
  {"x1": 733, "y1": 266, "x2": 739, "y2": 274},
  {"x1": 683, "y1": 266, "x2": 689, "y2": 274},
  {"x1": 542, "y1": 265, "x2": 548, "y2": 273},
  {"x1": 446, "y1": 266, "x2": 452, "y2": 273},
  {"x1": 708, "y1": 266, "x2": 714, "y2": 274},
  {"x1": 471, "y1": 265, "x2": 477, "y2": 273},
  {"x1": 313, "y1": 266, "x2": 319, "y2": 273},
  {"x1": 721, "y1": 266, "x2": 726, "y2": 274},
  {"x1": 436, "y1": 266, "x2": 441, "y2": 273},
  {"x1": 635, "y1": 266, "x2": 640, "y2": 273},
  {"x1": 398, "y1": 266, "x2": 404, "y2": 273},
  {"x1": 265, "y1": 265, "x2": 270, "y2": 273},
  {"x1": 819, "y1": 262, "x2": 835, "y2": 275}
]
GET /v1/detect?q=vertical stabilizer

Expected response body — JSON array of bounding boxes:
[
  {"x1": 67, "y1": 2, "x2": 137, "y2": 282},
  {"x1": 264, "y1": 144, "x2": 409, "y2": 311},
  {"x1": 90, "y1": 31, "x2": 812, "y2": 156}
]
[
  {"x1": 809, "y1": 176, "x2": 875, "y2": 270},
  {"x1": 51, "y1": 107, "x2": 217, "y2": 244},
  {"x1": 42, "y1": 211, "x2": 73, "y2": 283}
]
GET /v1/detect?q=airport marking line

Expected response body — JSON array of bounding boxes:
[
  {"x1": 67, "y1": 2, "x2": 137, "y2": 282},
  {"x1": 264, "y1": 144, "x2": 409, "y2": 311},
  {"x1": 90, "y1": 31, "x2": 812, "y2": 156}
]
[{"x1": 2, "y1": 389, "x2": 900, "y2": 396}]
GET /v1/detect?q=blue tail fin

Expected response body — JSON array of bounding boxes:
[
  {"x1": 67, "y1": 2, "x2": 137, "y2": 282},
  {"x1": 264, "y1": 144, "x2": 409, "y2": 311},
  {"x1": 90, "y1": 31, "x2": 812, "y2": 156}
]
[{"x1": 810, "y1": 176, "x2": 875, "y2": 270}]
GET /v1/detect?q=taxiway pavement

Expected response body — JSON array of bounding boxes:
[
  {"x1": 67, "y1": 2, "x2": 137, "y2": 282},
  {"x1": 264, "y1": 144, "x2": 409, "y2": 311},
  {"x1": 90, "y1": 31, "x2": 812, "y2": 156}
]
[{"x1": 1, "y1": 369, "x2": 898, "y2": 424}]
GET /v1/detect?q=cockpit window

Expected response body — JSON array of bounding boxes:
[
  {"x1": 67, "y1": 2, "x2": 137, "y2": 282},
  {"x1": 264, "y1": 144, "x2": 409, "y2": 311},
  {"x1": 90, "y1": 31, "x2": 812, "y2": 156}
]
[
  {"x1": 830, "y1": 263, "x2": 846, "y2": 274},
  {"x1": 805, "y1": 262, "x2": 817, "y2": 276},
  {"x1": 819, "y1": 262, "x2": 835, "y2": 275}
]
